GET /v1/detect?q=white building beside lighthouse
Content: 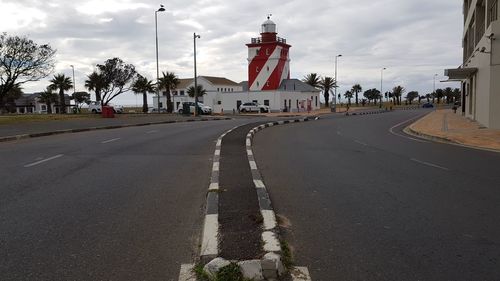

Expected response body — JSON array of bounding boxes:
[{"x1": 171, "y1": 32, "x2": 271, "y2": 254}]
[{"x1": 155, "y1": 17, "x2": 320, "y2": 114}]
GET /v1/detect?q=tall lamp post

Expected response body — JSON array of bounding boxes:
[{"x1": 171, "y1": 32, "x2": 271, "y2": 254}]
[
  {"x1": 155, "y1": 4, "x2": 165, "y2": 113},
  {"x1": 193, "y1": 33, "x2": 201, "y2": 117},
  {"x1": 70, "y1": 65, "x2": 75, "y2": 111},
  {"x1": 433, "y1": 73, "x2": 438, "y2": 94},
  {"x1": 334, "y1": 54, "x2": 342, "y2": 112},
  {"x1": 380, "y1": 67, "x2": 386, "y2": 106}
]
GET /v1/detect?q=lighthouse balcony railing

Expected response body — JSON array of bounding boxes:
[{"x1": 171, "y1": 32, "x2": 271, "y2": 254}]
[{"x1": 250, "y1": 37, "x2": 287, "y2": 44}]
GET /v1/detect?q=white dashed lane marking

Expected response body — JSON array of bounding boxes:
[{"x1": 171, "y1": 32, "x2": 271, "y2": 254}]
[
  {"x1": 24, "y1": 154, "x2": 64, "y2": 168},
  {"x1": 410, "y1": 158, "x2": 450, "y2": 171},
  {"x1": 101, "y1": 138, "x2": 121, "y2": 144}
]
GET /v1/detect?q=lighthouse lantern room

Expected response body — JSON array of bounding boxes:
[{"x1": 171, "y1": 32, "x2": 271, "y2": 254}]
[{"x1": 246, "y1": 16, "x2": 291, "y2": 91}]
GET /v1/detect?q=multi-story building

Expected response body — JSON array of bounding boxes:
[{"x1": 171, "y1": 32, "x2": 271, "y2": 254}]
[{"x1": 445, "y1": 0, "x2": 500, "y2": 128}]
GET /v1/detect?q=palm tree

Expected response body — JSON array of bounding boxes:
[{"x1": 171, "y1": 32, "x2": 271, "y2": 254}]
[
  {"x1": 158, "y1": 71, "x2": 180, "y2": 113},
  {"x1": 319, "y1": 77, "x2": 335, "y2": 107},
  {"x1": 187, "y1": 85, "x2": 206, "y2": 98},
  {"x1": 132, "y1": 75, "x2": 155, "y2": 113},
  {"x1": 302, "y1": 73, "x2": 321, "y2": 89},
  {"x1": 443, "y1": 87, "x2": 454, "y2": 104},
  {"x1": 344, "y1": 90, "x2": 353, "y2": 106},
  {"x1": 85, "y1": 71, "x2": 106, "y2": 103},
  {"x1": 452, "y1": 88, "x2": 461, "y2": 103},
  {"x1": 435, "y1": 88, "x2": 445, "y2": 104},
  {"x1": 49, "y1": 74, "x2": 73, "y2": 114},
  {"x1": 38, "y1": 87, "x2": 58, "y2": 114},
  {"x1": 351, "y1": 84, "x2": 362, "y2": 106},
  {"x1": 392, "y1": 86, "x2": 405, "y2": 105}
]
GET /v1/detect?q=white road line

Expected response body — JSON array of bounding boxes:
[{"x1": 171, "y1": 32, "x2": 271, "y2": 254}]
[
  {"x1": 200, "y1": 214, "x2": 219, "y2": 257},
  {"x1": 262, "y1": 231, "x2": 281, "y2": 252},
  {"x1": 410, "y1": 158, "x2": 450, "y2": 171},
  {"x1": 389, "y1": 114, "x2": 429, "y2": 143},
  {"x1": 216, "y1": 139, "x2": 222, "y2": 147},
  {"x1": 101, "y1": 138, "x2": 121, "y2": 144},
  {"x1": 249, "y1": 160, "x2": 257, "y2": 170},
  {"x1": 247, "y1": 149, "x2": 253, "y2": 156},
  {"x1": 214, "y1": 149, "x2": 220, "y2": 156},
  {"x1": 291, "y1": 267, "x2": 312, "y2": 281},
  {"x1": 24, "y1": 154, "x2": 64, "y2": 168},
  {"x1": 178, "y1": 264, "x2": 196, "y2": 281},
  {"x1": 246, "y1": 138, "x2": 251, "y2": 146},
  {"x1": 354, "y1": 140, "x2": 368, "y2": 146},
  {"x1": 146, "y1": 130, "x2": 158, "y2": 134}
]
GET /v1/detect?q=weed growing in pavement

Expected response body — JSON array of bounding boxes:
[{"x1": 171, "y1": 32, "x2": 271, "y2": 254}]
[{"x1": 280, "y1": 240, "x2": 294, "y2": 270}]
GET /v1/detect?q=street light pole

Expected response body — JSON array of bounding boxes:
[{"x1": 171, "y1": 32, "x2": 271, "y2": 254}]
[
  {"x1": 70, "y1": 65, "x2": 75, "y2": 111},
  {"x1": 334, "y1": 54, "x2": 342, "y2": 112},
  {"x1": 193, "y1": 33, "x2": 201, "y2": 117},
  {"x1": 381, "y1": 67, "x2": 386, "y2": 105},
  {"x1": 433, "y1": 73, "x2": 438, "y2": 94},
  {"x1": 155, "y1": 5, "x2": 165, "y2": 114}
]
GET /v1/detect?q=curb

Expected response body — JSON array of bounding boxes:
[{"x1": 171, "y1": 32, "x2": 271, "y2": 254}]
[
  {"x1": 346, "y1": 109, "x2": 388, "y2": 116},
  {"x1": 0, "y1": 117, "x2": 233, "y2": 143},
  {"x1": 405, "y1": 126, "x2": 500, "y2": 153},
  {"x1": 199, "y1": 116, "x2": 319, "y2": 280},
  {"x1": 199, "y1": 125, "x2": 241, "y2": 264}
]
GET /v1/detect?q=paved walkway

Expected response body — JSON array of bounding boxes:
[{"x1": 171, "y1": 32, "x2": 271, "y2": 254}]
[{"x1": 408, "y1": 109, "x2": 500, "y2": 151}]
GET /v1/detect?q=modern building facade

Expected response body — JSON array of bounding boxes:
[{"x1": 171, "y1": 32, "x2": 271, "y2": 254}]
[{"x1": 445, "y1": 0, "x2": 500, "y2": 128}]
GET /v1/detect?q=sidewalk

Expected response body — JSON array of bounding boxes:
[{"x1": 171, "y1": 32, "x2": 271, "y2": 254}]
[{"x1": 408, "y1": 109, "x2": 500, "y2": 151}]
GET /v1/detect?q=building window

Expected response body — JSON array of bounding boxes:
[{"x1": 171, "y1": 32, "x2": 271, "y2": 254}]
[
  {"x1": 231, "y1": 88, "x2": 233, "y2": 92},
  {"x1": 315, "y1": 96, "x2": 318, "y2": 107},
  {"x1": 41, "y1": 105, "x2": 47, "y2": 111},
  {"x1": 217, "y1": 101, "x2": 222, "y2": 105},
  {"x1": 180, "y1": 90, "x2": 185, "y2": 96},
  {"x1": 264, "y1": 100, "x2": 269, "y2": 106},
  {"x1": 217, "y1": 88, "x2": 220, "y2": 92},
  {"x1": 253, "y1": 100, "x2": 258, "y2": 103}
]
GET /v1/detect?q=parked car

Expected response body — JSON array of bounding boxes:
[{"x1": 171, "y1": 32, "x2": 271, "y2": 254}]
[
  {"x1": 148, "y1": 107, "x2": 168, "y2": 113},
  {"x1": 422, "y1": 102, "x2": 434, "y2": 108},
  {"x1": 239, "y1": 102, "x2": 270, "y2": 113},
  {"x1": 177, "y1": 102, "x2": 212, "y2": 115},
  {"x1": 88, "y1": 102, "x2": 124, "y2": 113}
]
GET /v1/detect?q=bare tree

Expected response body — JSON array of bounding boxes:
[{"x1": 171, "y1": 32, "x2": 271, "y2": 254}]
[{"x1": 0, "y1": 33, "x2": 56, "y2": 112}]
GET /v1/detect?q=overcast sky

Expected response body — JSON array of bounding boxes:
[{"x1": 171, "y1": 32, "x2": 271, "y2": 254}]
[{"x1": 2, "y1": 0, "x2": 462, "y2": 105}]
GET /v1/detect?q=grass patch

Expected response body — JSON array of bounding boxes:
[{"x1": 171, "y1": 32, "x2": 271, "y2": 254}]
[
  {"x1": 193, "y1": 262, "x2": 252, "y2": 281},
  {"x1": 280, "y1": 240, "x2": 293, "y2": 270},
  {"x1": 0, "y1": 114, "x2": 101, "y2": 125}
]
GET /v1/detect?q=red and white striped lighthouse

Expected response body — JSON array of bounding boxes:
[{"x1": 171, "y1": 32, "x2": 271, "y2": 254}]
[{"x1": 246, "y1": 16, "x2": 291, "y2": 91}]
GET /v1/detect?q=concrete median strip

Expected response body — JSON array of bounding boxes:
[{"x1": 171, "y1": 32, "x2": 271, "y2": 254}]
[{"x1": 191, "y1": 117, "x2": 317, "y2": 281}]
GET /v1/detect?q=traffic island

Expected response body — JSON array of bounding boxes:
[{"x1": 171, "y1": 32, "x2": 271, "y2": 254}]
[{"x1": 197, "y1": 116, "x2": 318, "y2": 280}]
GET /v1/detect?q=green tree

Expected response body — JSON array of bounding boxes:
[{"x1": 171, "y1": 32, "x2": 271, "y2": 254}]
[
  {"x1": 435, "y1": 88, "x2": 444, "y2": 104},
  {"x1": 319, "y1": 77, "x2": 335, "y2": 107},
  {"x1": 452, "y1": 88, "x2": 461, "y2": 102},
  {"x1": 49, "y1": 74, "x2": 73, "y2": 114},
  {"x1": 302, "y1": 73, "x2": 321, "y2": 89},
  {"x1": 158, "y1": 71, "x2": 180, "y2": 113},
  {"x1": 363, "y1": 88, "x2": 381, "y2": 105},
  {"x1": 351, "y1": 84, "x2": 362, "y2": 106},
  {"x1": 85, "y1": 71, "x2": 106, "y2": 102},
  {"x1": 132, "y1": 74, "x2": 155, "y2": 113},
  {"x1": 187, "y1": 85, "x2": 207, "y2": 98},
  {"x1": 344, "y1": 90, "x2": 353, "y2": 106},
  {"x1": 406, "y1": 91, "x2": 419, "y2": 104},
  {"x1": 392, "y1": 86, "x2": 405, "y2": 105},
  {"x1": 443, "y1": 87, "x2": 454, "y2": 104},
  {"x1": 72, "y1": 91, "x2": 91, "y2": 110},
  {"x1": 95, "y1": 58, "x2": 137, "y2": 105},
  {"x1": 0, "y1": 33, "x2": 56, "y2": 112},
  {"x1": 38, "y1": 87, "x2": 58, "y2": 114}
]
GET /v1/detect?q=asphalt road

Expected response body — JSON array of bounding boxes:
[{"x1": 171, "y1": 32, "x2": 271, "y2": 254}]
[
  {"x1": 253, "y1": 110, "x2": 500, "y2": 280},
  {"x1": 0, "y1": 118, "x2": 252, "y2": 280}
]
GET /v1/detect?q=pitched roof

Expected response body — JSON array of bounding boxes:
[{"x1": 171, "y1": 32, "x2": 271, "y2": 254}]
[
  {"x1": 279, "y1": 79, "x2": 320, "y2": 92},
  {"x1": 177, "y1": 78, "x2": 193, "y2": 89},
  {"x1": 201, "y1": 76, "x2": 240, "y2": 86}
]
